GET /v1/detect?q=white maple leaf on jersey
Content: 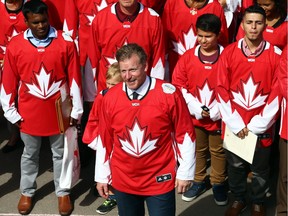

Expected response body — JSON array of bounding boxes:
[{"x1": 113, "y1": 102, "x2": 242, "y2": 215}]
[
  {"x1": 197, "y1": 81, "x2": 215, "y2": 106},
  {"x1": 172, "y1": 27, "x2": 197, "y2": 55},
  {"x1": 63, "y1": 20, "x2": 74, "y2": 37},
  {"x1": 0, "y1": 45, "x2": 6, "y2": 54},
  {"x1": 104, "y1": 39, "x2": 128, "y2": 65},
  {"x1": 7, "y1": 28, "x2": 19, "y2": 42},
  {"x1": 96, "y1": 0, "x2": 108, "y2": 12},
  {"x1": 85, "y1": 13, "x2": 96, "y2": 26},
  {"x1": 0, "y1": 28, "x2": 20, "y2": 54},
  {"x1": 232, "y1": 75, "x2": 268, "y2": 110},
  {"x1": 25, "y1": 65, "x2": 62, "y2": 100},
  {"x1": 119, "y1": 119, "x2": 158, "y2": 158}
]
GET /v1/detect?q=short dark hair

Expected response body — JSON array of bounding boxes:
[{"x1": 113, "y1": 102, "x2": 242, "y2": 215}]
[
  {"x1": 243, "y1": 5, "x2": 266, "y2": 20},
  {"x1": 116, "y1": 43, "x2": 147, "y2": 65},
  {"x1": 196, "y1": 13, "x2": 221, "y2": 35},
  {"x1": 22, "y1": 0, "x2": 48, "y2": 19}
]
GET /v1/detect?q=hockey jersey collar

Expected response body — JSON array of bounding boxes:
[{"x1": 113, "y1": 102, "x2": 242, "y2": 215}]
[{"x1": 24, "y1": 26, "x2": 57, "y2": 46}]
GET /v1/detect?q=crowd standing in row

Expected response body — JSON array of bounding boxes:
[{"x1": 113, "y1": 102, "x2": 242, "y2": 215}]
[{"x1": 0, "y1": 0, "x2": 286, "y2": 216}]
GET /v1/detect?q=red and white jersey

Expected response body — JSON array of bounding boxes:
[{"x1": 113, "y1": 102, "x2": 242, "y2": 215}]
[
  {"x1": 236, "y1": 17, "x2": 288, "y2": 50},
  {"x1": 0, "y1": 0, "x2": 27, "y2": 62},
  {"x1": 162, "y1": 0, "x2": 228, "y2": 76},
  {"x1": 89, "y1": 2, "x2": 165, "y2": 92},
  {"x1": 172, "y1": 45, "x2": 223, "y2": 131},
  {"x1": 95, "y1": 78, "x2": 196, "y2": 195},
  {"x1": 0, "y1": 30, "x2": 83, "y2": 136},
  {"x1": 43, "y1": 0, "x2": 65, "y2": 30},
  {"x1": 82, "y1": 89, "x2": 106, "y2": 149},
  {"x1": 63, "y1": 0, "x2": 117, "y2": 66},
  {"x1": 216, "y1": 39, "x2": 281, "y2": 147},
  {"x1": 277, "y1": 45, "x2": 287, "y2": 140}
]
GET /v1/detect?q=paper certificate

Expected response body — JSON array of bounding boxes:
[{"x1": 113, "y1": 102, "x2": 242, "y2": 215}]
[{"x1": 223, "y1": 127, "x2": 258, "y2": 164}]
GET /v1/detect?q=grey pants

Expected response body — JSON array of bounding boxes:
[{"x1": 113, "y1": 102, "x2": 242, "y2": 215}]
[
  {"x1": 20, "y1": 132, "x2": 69, "y2": 197},
  {"x1": 225, "y1": 144, "x2": 271, "y2": 203}
]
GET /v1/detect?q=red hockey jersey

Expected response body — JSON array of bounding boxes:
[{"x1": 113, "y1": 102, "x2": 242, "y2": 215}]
[
  {"x1": 63, "y1": 0, "x2": 117, "y2": 66},
  {"x1": 216, "y1": 39, "x2": 281, "y2": 147},
  {"x1": 162, "y1": 0, "x2": 228, "y2": 76},
  {"x1": 0, "y1": 1, "x2": 27, "y2": 62},
  {"x1": 277, "y1": 45, "x2": 287, "y2": 140},
  {"x1": 1, "y1": 29, "x2": 83, "y2": 136},
  {"x1": 236, "y1": 18, "x2": 288, "y2": 50},
  {"x1": 82, "y1": 89, "x2": 106, "y2": 149},
  {"x1": 89, "y1": 3, "x2": 165, "y2": 92},
  {"x1": 95, "y1": 78, "x2": 196, "y2": 195},
  {"x1": 172, "y1": 45, "x2": 223, "y2": 131},
  {"x1": 139, "y1": 0, "x2": 167, "y2": 15},
  {"x1": 43, "y1": 0, "x2": 66, "y2": 30}
]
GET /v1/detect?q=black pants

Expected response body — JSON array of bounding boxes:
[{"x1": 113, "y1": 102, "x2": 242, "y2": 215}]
[{"x1": 114, "y1": 188, "x2": 176, "y2": 216}]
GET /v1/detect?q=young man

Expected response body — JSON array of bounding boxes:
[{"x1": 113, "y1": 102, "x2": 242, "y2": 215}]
[
  {"x1": 0, "y1": 1, "x2": 83, "y2": 215},
  {"x1": 216, "y1": 5, "x2": 281, "y2": 216},
  {"x1": 95, "y1": 43, "x2": 196, "y2": 216},
  {"x1": 172, "y1": 13, "x2": 227, "y2": 206}
]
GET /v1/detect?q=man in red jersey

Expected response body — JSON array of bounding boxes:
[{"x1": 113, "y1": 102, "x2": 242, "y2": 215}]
[
  {"x1": 95, "y1": 43, "x2": 196, "y2": 216},
  {"x1": 0, "y1": 1, "x2": 83, "y2": 215},
  {"x1": 216, "y1": 5, "x2": 281, "y2": 216},
  {"x1": 88, "y1": 0, "x2": 165, "y2": 94}
]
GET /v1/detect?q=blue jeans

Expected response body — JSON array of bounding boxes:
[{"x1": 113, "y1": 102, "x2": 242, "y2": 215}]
[{"x1": 114, "y1": 188, "x2": 176, "y2": 216}]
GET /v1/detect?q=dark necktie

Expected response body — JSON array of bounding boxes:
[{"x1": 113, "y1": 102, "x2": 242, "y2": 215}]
[{"x1": 132, "y1": 91, "x2": 139, "y2": 100}]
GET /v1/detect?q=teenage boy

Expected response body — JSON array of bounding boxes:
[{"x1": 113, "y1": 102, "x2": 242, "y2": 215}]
[{"x1": 172, "y1": 13, "x2": 227, "y2": 206}]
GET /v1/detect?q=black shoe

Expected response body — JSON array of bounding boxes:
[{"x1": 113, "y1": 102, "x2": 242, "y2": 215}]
[{"x1": 96, "y1": 198, "x2": 117, "y2": 214}]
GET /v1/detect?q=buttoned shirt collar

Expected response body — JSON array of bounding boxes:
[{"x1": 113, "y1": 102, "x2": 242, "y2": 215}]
[
  {"x1": 26, "y1": 26, "x2": 56, "y2": 47},
  {"x1": 242, "y1": 39, "x2": 265, "y2": 56},
  {"x1": 127, "y1": 75, "x2": 150, "y2": 100}
]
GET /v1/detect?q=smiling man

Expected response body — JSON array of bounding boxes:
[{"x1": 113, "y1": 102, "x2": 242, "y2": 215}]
[
  {"x1": 0, "y1": 0, "x2": 83, "y2": 215},
  {"x1": 216, "y1": 5, "x2": 281, "y2": 216},
  {"x1": 95, "y1": 43, "x2": 196, "y2": 216}
]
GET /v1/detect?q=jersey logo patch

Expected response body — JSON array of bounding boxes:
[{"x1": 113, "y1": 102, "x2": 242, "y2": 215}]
[
  {"x1": 172, "y1": 26, "x2": 197, "y2": 55},
  {"x1": 156, "y1": 173, "x2": 172, "y2": 183},
  {"x1": 118, "y1": 118, "x2": 159, "y2": 158},
  {"x1": 24, "y1": 65, "x2": 63, "y2": 99},
  {"x1": 162, "y1": 83, "x2": 176, "y2": 94},
  {"x1": 231, "y1": 74, "x2": 268, "y2": 110}
]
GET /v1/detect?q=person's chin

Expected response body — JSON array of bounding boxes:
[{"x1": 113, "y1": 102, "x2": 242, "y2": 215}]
[{"x1": 126, "y1": 82, "x2": 138, "y2": 90}]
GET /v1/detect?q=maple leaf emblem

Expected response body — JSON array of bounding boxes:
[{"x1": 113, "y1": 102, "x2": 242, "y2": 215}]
[
  {"x1": 196, "y1": 80, "x2": 215, "y2": 107},
  {"x1": 104, "y1": 39, "x2": 128, "y2": 66},
  {"x1": 232, "y1": 75, "x2": 268, "y2": 110},
  {"x1": 0, "y1": 44, "x2": 6, "y2": 54},
  {"x1": 63, "y1": 20, "x2": 74, "y2": 37},
  {"x1": 24, "y1": 65, "x2": 63, "y2": 99},
  {"x1": 118, "y1": 119, "x2": 159, "y2": 158},
  {"x1": 6, "y1": 28, "x2": 19, "y2": 42},
  {"x1": 172, "y1": 27, "x2": 197, "y2": 55},
  {"x1": 0, "y1": 28, "x2": 20, "y2": 54}
]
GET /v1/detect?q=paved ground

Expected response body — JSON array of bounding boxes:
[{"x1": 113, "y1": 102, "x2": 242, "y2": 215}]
[{"x1": 0, "y1": 114, "x2": 278, "y2": 216}]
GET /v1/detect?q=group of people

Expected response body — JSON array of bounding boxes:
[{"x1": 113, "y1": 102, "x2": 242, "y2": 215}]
[{"x1": 0, "y1": 0, "x2": 286, "y2": 216}]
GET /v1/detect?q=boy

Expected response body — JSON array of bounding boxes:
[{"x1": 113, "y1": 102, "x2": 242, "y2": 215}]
[{"x1": 172, "y1": 13, "x2": 227, "y2": 205}]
